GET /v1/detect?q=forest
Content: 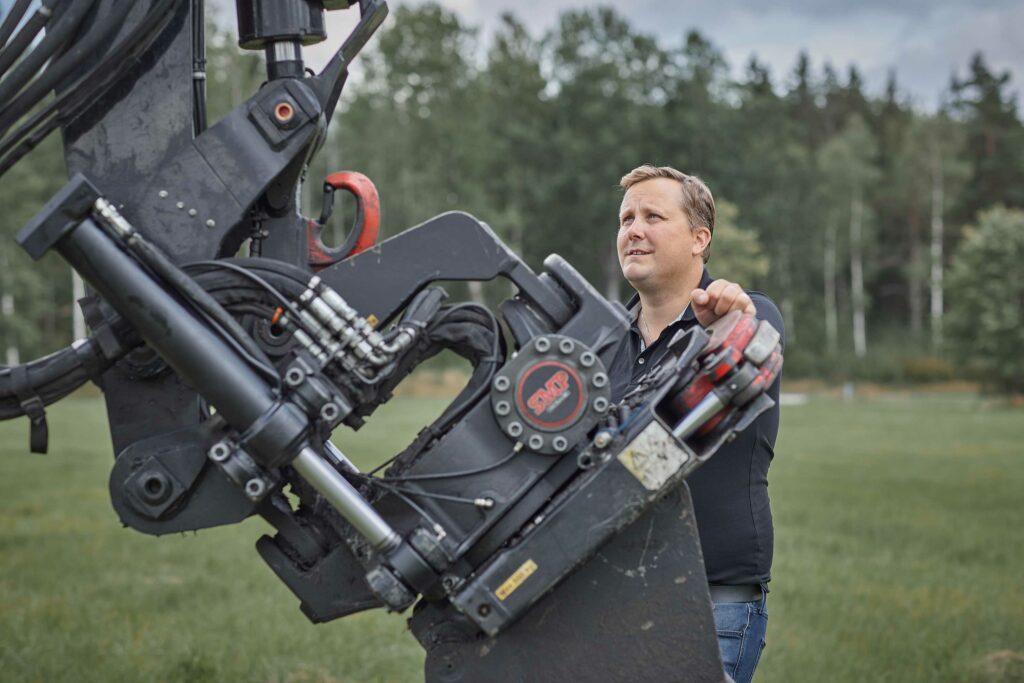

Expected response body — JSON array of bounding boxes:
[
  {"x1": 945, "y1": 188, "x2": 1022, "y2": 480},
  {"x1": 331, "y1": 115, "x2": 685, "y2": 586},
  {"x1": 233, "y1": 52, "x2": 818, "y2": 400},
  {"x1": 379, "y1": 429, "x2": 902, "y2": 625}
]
[{"x1": 2, "y1": 4, "x2": 1023, "y2": 389}]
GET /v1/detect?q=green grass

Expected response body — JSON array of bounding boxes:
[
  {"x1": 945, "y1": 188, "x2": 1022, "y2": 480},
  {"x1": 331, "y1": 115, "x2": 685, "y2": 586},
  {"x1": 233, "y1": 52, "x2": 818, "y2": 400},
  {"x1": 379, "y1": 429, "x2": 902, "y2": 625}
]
[{"x1": 0, "y1": 393, "x2": 1022, "y2": 682}]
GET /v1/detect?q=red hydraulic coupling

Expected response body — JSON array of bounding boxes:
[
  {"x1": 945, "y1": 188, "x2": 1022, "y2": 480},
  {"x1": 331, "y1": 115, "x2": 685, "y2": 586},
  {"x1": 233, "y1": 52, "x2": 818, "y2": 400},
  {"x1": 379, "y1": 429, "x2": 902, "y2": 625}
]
[{"x1": 667, "y1": 311, "x2": 783, "y2": 441}]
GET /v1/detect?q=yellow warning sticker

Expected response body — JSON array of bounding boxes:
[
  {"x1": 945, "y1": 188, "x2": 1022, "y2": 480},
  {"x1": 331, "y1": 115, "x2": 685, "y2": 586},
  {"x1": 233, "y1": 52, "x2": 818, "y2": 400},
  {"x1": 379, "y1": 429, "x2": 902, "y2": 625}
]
[
  {"x1": 366, "y1": 314, "x2": 379, "y2": 328},
  {"x1": 495, "y1": 559, "x2": 538, "y2": 601}
]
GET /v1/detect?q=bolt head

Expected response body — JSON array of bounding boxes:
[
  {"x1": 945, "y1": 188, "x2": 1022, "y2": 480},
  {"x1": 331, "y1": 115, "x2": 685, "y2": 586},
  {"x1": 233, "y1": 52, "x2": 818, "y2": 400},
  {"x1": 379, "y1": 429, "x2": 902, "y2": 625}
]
[{"x1": 245, "y1": 479, "x2": 266, "y2": 500}]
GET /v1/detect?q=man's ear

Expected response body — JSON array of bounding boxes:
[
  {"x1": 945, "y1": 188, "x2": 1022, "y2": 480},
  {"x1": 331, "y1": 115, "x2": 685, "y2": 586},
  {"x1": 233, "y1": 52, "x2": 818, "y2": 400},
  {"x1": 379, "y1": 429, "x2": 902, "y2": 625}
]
[{"x1": 692, "y1": 226, "x2": 712, "y2": 256}]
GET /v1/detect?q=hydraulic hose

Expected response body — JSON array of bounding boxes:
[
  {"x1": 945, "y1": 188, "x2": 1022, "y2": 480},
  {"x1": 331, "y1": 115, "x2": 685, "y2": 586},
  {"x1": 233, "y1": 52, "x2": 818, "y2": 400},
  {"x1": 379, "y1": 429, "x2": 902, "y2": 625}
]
[
  {"x1": 0, "y1": 0, "x2": 176, "y2": 177},
  {"x1": 0, "y1": 0, "x2": 34, "y2": 48},
  {"x1": 0, "y1": 0, "x2": 96, "y2": 133},
  {"x1": 123, "y1": 230, "x2": 275, "y2": 374},
  {"x1": 0, "y1": 325, "x2": 135, "y2": 419},
  {"x1": 0, "y1": 0, "x2": 58, "y2": 76}
]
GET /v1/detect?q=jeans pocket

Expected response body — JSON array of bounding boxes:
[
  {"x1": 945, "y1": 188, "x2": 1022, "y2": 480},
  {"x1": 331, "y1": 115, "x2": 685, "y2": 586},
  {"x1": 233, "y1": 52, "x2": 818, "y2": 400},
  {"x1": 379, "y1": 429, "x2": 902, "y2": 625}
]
[
  {"x1": 713, "y1": 602, "x2": 751, "y2": 678},
  {"x1": 713, "y1": 602, "x2": 751, "y2": 637}
]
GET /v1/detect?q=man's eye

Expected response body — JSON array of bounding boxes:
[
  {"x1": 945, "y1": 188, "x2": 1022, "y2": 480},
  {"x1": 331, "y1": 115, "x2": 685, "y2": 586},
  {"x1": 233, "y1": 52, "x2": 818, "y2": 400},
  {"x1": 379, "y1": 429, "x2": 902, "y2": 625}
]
[
  {"x1": 648, "y1": 213, "x2": 662, "y2": 221},
  {"x1": 620, "y1": 217, "x2": 633, "y2": 228}
]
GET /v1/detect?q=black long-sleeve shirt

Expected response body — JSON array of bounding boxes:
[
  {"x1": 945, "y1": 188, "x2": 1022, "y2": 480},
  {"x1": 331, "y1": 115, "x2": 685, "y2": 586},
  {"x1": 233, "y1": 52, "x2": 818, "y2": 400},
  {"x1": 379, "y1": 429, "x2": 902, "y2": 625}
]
[{"x1": 607, "y1": 270, "x2": 784, "y2": 587}]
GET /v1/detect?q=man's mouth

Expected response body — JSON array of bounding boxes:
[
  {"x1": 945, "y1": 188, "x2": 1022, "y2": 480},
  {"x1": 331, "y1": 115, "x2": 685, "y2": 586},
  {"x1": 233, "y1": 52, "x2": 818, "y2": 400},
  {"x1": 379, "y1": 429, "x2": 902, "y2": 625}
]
[{"x1": 625, "y1": 249, "x2": 651, "y2": 257}]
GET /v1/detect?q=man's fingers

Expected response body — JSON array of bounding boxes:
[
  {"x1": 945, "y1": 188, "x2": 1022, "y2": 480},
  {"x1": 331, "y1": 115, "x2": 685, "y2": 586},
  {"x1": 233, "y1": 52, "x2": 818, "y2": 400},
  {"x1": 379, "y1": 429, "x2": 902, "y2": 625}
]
[
  {"x1": 714, "y1": 283, "x2": 743, "y2": 316},
  {"x1": 694, "y1": 280, "x2": 727, "y2": 312},
  {"x1": 704, "y1": 279, "x2": 728, "y2": 299},
  {"x1": 693, "y1": 280, "x2": 757, "y2": 326}
]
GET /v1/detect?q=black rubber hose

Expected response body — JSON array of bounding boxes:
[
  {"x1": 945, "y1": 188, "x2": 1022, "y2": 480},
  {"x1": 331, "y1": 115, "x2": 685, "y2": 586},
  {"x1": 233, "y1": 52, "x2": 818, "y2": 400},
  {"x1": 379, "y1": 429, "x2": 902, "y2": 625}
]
[
  {"x1": 0, "y1": 328, "x2": 135, "y2": 419},
  {"x1": 0, "y1": 0, "x2": 175, "y2": 176},
  {"x1": 0, "y1": 0, "x2": 95, "y2": 131},
  {"x1": 0, "y1": 0, "x2": 35, "y2": 48},
  {"x1": 187, "y1": 259, "x2": 312, "y2": 302},
  {"x1": 191, "y1": 0, "x2": 207, "y2": 136},
  {"x1": 0, "y1": 0, "x2": 59, "y2": 76},
  {"x1": 0, "y1": 0, "x2": 120, "y2": 136},
  {"x1": 125, "y1": 233, "x2": 275, "y2": 372}
]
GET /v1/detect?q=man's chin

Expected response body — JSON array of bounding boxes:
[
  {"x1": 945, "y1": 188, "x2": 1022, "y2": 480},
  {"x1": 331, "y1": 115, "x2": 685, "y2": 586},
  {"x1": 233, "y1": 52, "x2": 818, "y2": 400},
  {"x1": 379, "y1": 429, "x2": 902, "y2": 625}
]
[{"x1": 622, "y1": 267, "x2": 653, "y2": 289}]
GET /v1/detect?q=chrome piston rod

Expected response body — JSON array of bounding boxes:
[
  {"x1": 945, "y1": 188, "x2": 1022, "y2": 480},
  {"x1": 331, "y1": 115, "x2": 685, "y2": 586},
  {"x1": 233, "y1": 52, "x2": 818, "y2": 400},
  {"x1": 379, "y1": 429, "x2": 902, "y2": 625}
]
[{"x1": 291, "y1": 446, "x2": 401, "y2": 553}]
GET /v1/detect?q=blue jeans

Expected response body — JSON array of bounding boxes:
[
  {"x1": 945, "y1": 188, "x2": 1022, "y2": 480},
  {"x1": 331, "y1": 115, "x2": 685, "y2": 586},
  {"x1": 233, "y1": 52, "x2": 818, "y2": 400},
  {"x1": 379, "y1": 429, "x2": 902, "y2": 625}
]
[{"x1": 713, "y1": 593, "x2": 767, "y2": 683}]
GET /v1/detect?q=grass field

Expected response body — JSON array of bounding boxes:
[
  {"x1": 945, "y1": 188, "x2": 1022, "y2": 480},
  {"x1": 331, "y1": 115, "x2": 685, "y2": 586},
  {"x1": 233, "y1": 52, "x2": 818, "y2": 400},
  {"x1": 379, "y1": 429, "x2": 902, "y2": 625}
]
[{"x1": 1, "y1": 392, "x2": 1022, "y2": 682}]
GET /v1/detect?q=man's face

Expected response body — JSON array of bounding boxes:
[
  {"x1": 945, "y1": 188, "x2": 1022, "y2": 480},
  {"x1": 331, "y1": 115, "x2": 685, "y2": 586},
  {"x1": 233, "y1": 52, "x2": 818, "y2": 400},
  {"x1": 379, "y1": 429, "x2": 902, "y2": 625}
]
[{"x1": 617, "y1": 177, "x2": 705, "y2": 291}]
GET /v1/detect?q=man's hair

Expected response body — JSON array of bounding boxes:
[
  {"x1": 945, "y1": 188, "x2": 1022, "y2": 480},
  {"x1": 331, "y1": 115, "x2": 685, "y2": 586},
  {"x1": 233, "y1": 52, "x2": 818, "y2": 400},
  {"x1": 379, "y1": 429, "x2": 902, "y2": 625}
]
[{"x1": 619, "y1": 164, "x2": 715, "y2": 263}]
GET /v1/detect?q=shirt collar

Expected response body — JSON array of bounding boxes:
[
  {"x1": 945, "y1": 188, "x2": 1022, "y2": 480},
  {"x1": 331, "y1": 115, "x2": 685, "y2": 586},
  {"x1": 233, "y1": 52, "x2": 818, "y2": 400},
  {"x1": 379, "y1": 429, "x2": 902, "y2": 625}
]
[{"x1": 625, "y1": 268, "x2": 714, "y2": 326}]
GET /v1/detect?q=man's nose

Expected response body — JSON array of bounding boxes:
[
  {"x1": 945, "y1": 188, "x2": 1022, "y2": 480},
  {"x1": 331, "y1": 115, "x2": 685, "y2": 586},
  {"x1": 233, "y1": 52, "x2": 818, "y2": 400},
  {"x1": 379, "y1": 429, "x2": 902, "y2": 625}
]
[{"x1": 625, "y1": 220, "x2": 646, "y2": 240}]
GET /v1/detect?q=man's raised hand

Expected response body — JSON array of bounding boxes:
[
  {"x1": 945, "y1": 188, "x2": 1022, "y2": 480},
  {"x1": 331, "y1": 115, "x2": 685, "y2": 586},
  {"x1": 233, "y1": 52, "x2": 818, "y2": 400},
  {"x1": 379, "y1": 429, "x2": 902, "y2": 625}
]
[{"x1": 691, "y1": 279, "x2": 757, "y2": 327}]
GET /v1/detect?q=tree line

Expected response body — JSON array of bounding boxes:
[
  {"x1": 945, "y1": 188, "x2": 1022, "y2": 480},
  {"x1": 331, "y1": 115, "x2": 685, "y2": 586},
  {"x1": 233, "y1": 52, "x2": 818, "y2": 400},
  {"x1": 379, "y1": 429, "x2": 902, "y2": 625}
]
[{"x1": 2, "y1": 4, "x2": 1022, "y2": 388}]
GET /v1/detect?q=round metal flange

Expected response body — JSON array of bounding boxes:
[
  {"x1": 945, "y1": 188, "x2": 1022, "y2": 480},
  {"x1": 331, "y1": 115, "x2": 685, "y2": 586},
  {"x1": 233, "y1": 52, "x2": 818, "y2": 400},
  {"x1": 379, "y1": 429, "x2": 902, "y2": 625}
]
[{"x1": 490, "y1": 334, "x2": 610, "y2": 455}]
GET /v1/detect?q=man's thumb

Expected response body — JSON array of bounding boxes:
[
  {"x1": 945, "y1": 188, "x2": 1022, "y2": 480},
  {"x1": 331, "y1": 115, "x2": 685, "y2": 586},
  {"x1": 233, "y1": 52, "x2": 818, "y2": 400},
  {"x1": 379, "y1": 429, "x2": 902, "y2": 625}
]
[{"x1": 691, "y1": 289, "x2": 709, "y2": 307}]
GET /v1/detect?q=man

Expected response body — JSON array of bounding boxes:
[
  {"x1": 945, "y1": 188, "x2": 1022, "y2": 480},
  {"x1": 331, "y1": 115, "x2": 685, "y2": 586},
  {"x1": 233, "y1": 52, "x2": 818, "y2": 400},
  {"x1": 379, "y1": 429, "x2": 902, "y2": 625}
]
[{"x1": 607, "y1": 165, "x2": 784, "y2": 683}]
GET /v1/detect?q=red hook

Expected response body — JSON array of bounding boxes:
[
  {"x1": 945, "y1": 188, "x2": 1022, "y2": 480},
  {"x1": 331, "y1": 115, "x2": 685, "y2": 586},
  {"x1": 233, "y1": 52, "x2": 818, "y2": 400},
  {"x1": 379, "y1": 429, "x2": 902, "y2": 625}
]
[{"x1": 307, "y1": 171, "x2": 381, "y2": 271}]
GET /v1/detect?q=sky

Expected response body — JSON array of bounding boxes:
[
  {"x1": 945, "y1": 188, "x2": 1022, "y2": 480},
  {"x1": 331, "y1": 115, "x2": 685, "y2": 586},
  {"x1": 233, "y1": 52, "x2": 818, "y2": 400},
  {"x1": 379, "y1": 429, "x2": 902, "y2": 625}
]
[
  {"x1": 1, "y1": 0, "x2": 1017, "y2": 110},
  {"x1": 0, "y1": 0, "x2": 1018, "y2": 108},
  {"x1": 290, "y1": 0, "x2": 1024, "y2": 111}
]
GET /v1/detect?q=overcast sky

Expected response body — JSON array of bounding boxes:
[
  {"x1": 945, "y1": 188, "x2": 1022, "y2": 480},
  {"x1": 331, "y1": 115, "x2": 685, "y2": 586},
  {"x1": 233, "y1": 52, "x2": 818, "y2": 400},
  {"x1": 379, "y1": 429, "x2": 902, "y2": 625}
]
[
  {"x1": 2, "y1": 1, "x2": 1016, "y2": 109},
  {"x1": 293, "y1": 0, "x2": 1023, "y2": 111}
]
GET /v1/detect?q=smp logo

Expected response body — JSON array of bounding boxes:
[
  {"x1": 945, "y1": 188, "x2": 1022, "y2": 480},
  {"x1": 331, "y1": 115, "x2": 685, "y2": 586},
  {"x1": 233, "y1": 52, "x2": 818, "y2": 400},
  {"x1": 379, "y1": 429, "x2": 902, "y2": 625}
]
[{"x1": 527, "y1": 370, "x2": 571, "y2": 416}]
